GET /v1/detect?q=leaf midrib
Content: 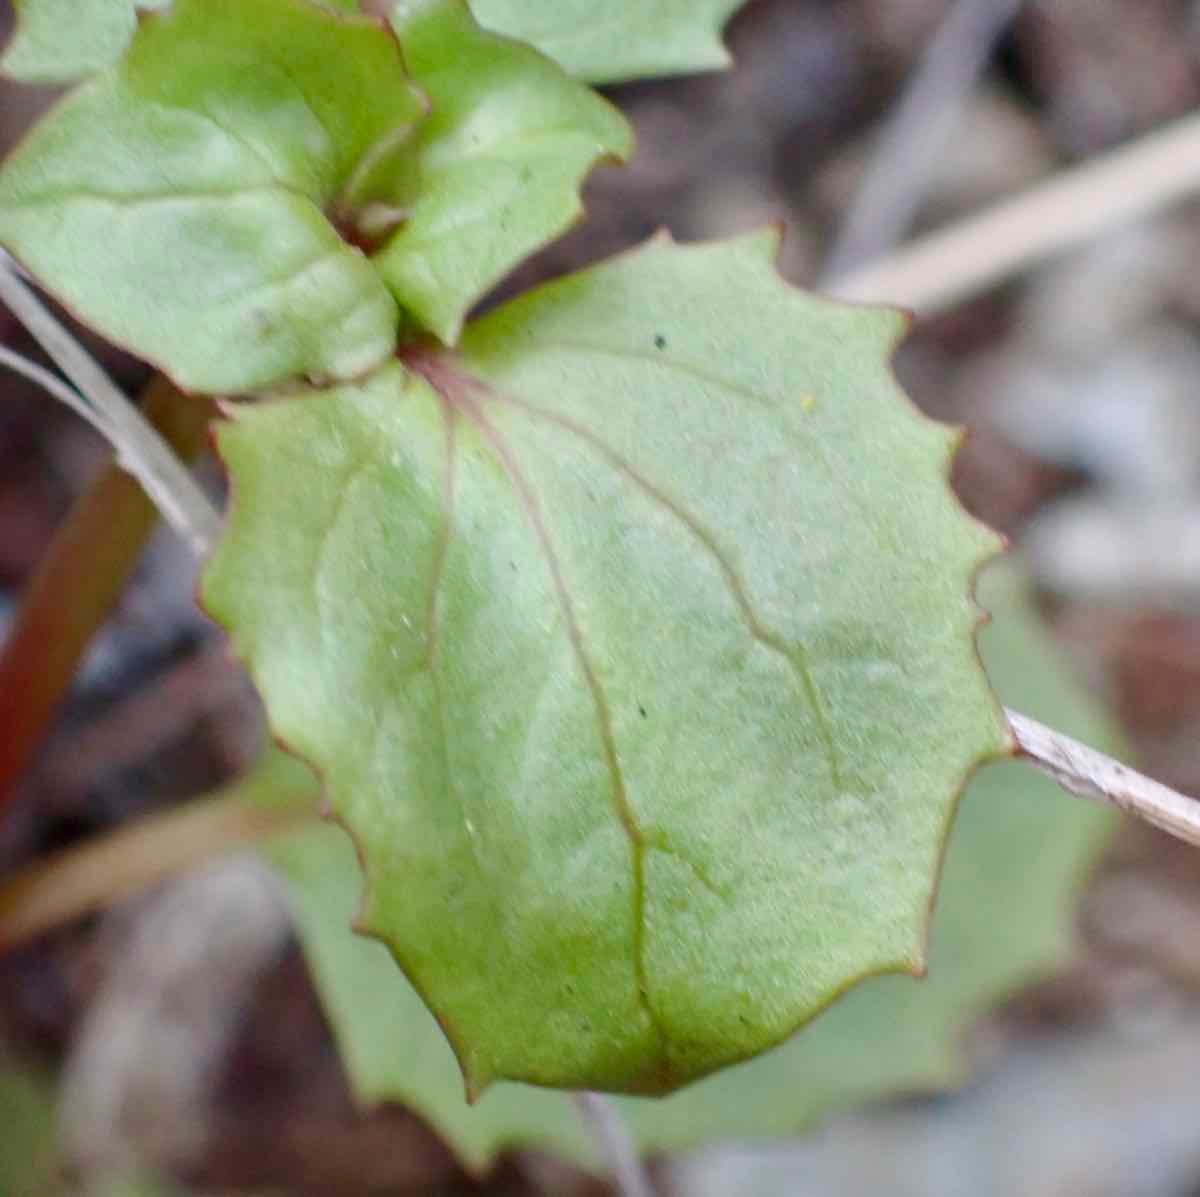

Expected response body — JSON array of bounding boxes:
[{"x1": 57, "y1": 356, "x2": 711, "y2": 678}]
[
  {"x1": 485, "y1": 386, "x2": 844, "y2": 791},
  {"x1": 406, "y1": 350, "x2": 672, "y2": 1084},
  {"x1": 483, "y1": 335, "x2": 893, "y2": 554}
]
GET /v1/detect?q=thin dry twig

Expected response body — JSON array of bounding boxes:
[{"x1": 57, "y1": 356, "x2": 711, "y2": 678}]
[
  {"x1": 0, "y1": 795, "x2": 312, "y2": 952},
  {"x1": 822, "y1": 0, "x2": 1024, "y2": 281},
  {"x1": 832, "y1": 110, "x2": 1200, "y2": 314},
  {"x1": 0, "y1": 255, "x2": 222, "y2": 557},
  {"x1": 0, "y1": 374, "x2": 215, "y2": 802},
  {"x1": 573, "y1": 1093, "x2": 655, "y2": 1197},
  {"x1": 1007, "y1": 709, "x2": 1200, "y2": 847},
  {"x1": 0, "y1": 343, "x2": 114, "y2": 439}
]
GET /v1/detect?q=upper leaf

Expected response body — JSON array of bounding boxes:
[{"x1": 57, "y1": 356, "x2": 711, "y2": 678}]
[
  {"x1": 468, "y1": 0, "x2": 747, "y2": 83},
  {"x1": 205, "y1": 232, "x2": 1008, "y2": 1094},
  {"x1": 264, "y1": 559, "x2": 1115, "y2": 1168},
  {"x1": 373, "y1": 0, "x2": 631, "y2": 344},
  {"x1": 2, "y1": 0, "x2": 141, "y2": 83},
  {"x1": 0, "y1": 0, "x2": 424, "y2": 394}
]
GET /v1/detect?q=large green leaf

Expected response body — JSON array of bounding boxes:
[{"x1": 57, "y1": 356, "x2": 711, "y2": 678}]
[
  {"x1": 372, "y1": 0, "x2": 630, "y2": 344},
  {"x1": 468, "y1": 0, "x2": 747, "y2": 83},
  {"x1": 206, "y1": 231, "x2": 1007, "y2": 1094},
  {"x1": 264, "y1": 560, "x2": 1115, "y2": 1169},
  {"x1": 0, "y1": 0, "x2": 423, "y2": 394}
]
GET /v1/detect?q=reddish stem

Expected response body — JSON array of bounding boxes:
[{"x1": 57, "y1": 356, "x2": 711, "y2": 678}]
[{"x1": 0, "y1": 376, "x2": 213, "y2": 807}]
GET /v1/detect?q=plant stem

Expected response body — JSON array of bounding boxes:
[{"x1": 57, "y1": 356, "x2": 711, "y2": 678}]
[
  {"x1": 832, "y1": 111, "x2": 1200, "y2": 313},
  {"x1": 0, "y1": 376, "x2": 213, "y2": 805},
  {"x1": 573, "y1": 1093, "x2": 655, "y2": 1197},
  {"x1": 1007, "y1": 709, "x2": 1200, "y2": 847},
  {"x1": 0, "y1": 256, "x2": 222, "y2": 556},
  {"x1": 0, "y1": 790, "x2": 317, "y2": 953}
]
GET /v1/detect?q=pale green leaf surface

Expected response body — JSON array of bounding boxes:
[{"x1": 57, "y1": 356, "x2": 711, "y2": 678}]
[
  {"x1": 0, "y1": 0, "x2": 424, "y2": 394},
  {"x1": 263, "y1": 560, "x2": 1115, "y2": 1169},
  {"x1": 468, "y1": 0, "x2": 747, "y2": 83},
  {"x1": 2, "y1": 0, "x2": 136, "y2": 82},
  {"x1": 374, "y1": 0, "x2": 631, "y2": 344},
  {"x1": 206, "y1": 232, "x2": 1007, "y2": 1095},
  {"x1": 267, "y1": 823, "x2": 595, "y2": 1166},
  {"x1": 0, "y1": 1062, "x2": 57, "y2": 1195}
]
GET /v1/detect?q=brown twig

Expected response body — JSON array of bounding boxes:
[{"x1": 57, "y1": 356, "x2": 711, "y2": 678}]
[
  {"x1": 0, "y1": 792, "x2": 314, "y2": 953},
  {"x1": 832, "y1": 111, "x2": 1200, "y2": 314},
  {"x1": 822, "y1": 0, "x2": 1024, "y2": 281},
  {"x1": 1008, "y1": 709, "x2": 1200, "y2": 847}
]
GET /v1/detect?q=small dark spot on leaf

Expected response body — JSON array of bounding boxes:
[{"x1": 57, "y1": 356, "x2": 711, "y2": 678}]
[
  {"x1": 638, "y1": 704, "x2": 647, "y2": 718},
  {"x1": 654, "y1": 335, "x2": 667, "y2": 350},
  {"x1": 251, "y1": 310, "x2": 275, "y2": 338}
]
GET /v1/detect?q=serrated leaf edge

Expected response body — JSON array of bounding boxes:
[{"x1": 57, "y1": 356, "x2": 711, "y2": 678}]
[
  {"x1": 205, "y1": 227, "x2": 1014, "y2": 1102},
  {"x1": 379, "y1": 0, "x2": 634, "y2": 346}
]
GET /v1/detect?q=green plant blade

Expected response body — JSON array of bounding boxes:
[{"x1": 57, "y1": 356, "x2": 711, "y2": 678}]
[
  {"x1": 373, "y1": 0, "x2": 631, "y2": 345},
  {"x1": 206, "y1": 231, "x2": 1008, "y2": 1094},
  {"x1": 468, "y1": 0, "x2": 747, "y2": 83},
  {"x1": 0, "y1": 1061, "x2": 57, "y2": 1194},
  {"x1": 266, "y1": 822, "x2": 596, "y2": 1166},
  {"x1": 262, "y1": 559, "x2": 1114, "y2": 1170},
  {"x1": 0, "y1": 0, "x2": 425, "y2": 394}
]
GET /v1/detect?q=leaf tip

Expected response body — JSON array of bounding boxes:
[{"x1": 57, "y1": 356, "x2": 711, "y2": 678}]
[
  {"x1": 324, "y1": 802, "x2": 495, "y2": 1110},
  {"x1": 463, "y1": 1068, "x2": 493, "y2": 1106}
]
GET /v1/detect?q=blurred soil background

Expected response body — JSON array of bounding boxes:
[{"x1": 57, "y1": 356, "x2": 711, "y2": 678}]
[{"x1": 4, "y1": 1, "x2": 1200, "y2": 1194}]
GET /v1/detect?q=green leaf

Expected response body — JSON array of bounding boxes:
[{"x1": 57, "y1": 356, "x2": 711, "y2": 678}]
[
  {"x1": 373, "y1": 0, "x2": 631, "y2": 344},
  {"x1": 0, "y1": 0, "x2": 424, "y2": 394},
  {"x1": 0, "y1": 1061, "x2": 57, "y2": 1194},
  {"x1": 205, "y1": 231, "x2": 1007, "y2": 1094},
  {"x1": 268, "y1": 821, "x2": 596, "y2": 1166},
  {"x1": 468, "y1": 0, "x2": 747, "y2": 83},
  {"x1": 264, "y1": 559, "x2": 1114, "y2": 1169},
  {"x1": 2, "y1": 0, "x2": 137, "y2": 83}
]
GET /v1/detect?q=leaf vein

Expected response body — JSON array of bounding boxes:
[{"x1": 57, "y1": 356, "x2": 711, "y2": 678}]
[
  {"x1": 500, "y1": 336, "x2": 887, "y2": 551},
  {"x1": 408, "y1": 356, "x2": 671, "y2": 1074},
  {"x1": 487, "y1": 390, "x2": 844, "y2": 792},
  {"x1": 311, "y1": 439, "x2": 387, "y2": 648},
  {"x1": 425, "y1": 398, "x2": 483, "y2": 872}
]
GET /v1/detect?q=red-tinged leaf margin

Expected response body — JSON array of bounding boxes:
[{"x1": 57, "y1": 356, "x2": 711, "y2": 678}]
[{"x1": 204, "y1": 227, "x2": 1014, "y2": 1100}]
